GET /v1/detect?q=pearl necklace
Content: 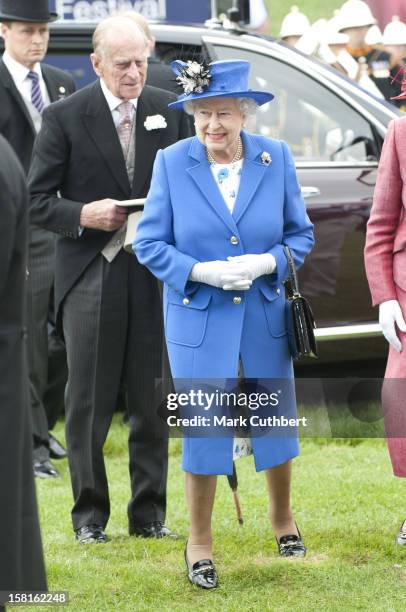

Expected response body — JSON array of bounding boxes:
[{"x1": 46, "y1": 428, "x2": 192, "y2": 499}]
[{"x1": 207, "y1": 137, "x2": 243, "y2": 165}]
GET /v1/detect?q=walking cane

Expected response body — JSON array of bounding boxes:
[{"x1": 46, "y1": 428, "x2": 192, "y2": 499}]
[{"x1": 227, "y1": 461, "x2": 243, "y2": 525}]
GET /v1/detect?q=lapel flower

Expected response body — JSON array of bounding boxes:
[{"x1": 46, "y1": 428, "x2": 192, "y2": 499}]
[
  {"x1": 144, "y1": 114, "x2": 167, "y2": 131},
  {"x1": 176, "y1": 61, "x2": 211, "y2": 95},
  {"x1": 261, "y1": 151, "x2": 272, "y2": 166}
]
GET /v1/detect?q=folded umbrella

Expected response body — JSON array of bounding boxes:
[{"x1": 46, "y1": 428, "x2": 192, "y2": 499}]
[{"x1": 227, "y1": 461, "x2": 243, "y2": 525}]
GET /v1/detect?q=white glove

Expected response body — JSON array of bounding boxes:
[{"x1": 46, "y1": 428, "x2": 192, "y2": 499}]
[
  {"x1": 224, "y1": 253, "x2": 276, "y2": 290},
  {"x1": 379, "y1": 299, "x2": 406, "y2": 353},
  {"x1": 190, "y1": 260, "x2": 252, "y2": 290}
]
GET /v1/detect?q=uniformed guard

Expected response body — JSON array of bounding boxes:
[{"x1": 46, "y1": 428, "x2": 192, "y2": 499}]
[
  {"x1": 383, "y1": 16, "x2": 406, "y2": 109},
  {"x1": 337, "y1": 0, "x2": 393, "y2": 101}
]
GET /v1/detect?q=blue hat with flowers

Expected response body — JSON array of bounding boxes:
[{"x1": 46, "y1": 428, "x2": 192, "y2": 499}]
[{"x1": 168, "y1": 59, "x2": 274, "y2": 109}]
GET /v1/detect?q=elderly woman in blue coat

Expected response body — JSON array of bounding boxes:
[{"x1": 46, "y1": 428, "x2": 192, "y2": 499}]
[{"x1": 134, "y1": 59, "x2": 314, "y2": 589}]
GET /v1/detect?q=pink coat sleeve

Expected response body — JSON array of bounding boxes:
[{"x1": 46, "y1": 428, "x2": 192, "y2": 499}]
[{"x1": 364, "y1": 118, "x2": 405, "y2": 306}]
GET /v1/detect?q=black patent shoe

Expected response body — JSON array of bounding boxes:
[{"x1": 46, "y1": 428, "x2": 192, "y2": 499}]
[
  {"x1": 129, "y1": 520, "x2": 178, "y2": 539},
  {"x1": 396, "y1": 519, "x2": 406, "y2": 546},
  {"x1": 49, "y1": 433, "x2": 67, "y2": 460},
  {"x1": 33, "y1": 459, "x2": 59, "y2": 478},
  {"x1": 276, "y1": 525, "x2": 306, "y2": 557},
  {"x1": 184, "y1": 547, "x2": 218, "y2": 590},
  {"x1": 75, "y1": 524, "x2": 107, "y2": 544}
]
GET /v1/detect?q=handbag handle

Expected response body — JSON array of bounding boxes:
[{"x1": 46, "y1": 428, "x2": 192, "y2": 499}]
[{"x1": 283, "y1": 245, "x2": 300, "y2": 296}]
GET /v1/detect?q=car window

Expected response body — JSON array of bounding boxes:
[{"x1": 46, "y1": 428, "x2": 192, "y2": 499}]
[
  {"x1": 155, "y1": 41, "x2": 207, "y2": 65},
  {"x1": 213, "y1": 44, "x2": 378, "y2": 164}
]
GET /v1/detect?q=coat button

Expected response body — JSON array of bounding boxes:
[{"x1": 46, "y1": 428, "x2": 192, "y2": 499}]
[
  {"x1": 230, "y1": 235, "x2": 239, "y2": 245},
  {"x1": 183, "y1": 298, "x2": 190, "y2": 305},
  {"x1": 233, "y1": 296, "x2": 242, "y2": 305},
  {"x1": 276, "y1": 288, "x2": 280, "y2": 295}
]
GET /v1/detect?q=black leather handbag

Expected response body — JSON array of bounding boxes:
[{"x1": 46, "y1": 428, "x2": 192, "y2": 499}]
[{"x1": 283, "y1": 245, "x2": 318, "y2": 360}]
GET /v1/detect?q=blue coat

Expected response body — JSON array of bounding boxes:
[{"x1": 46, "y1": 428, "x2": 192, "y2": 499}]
[{"x1": 134, "y1": 130, "x2": 314, "y2": 475}]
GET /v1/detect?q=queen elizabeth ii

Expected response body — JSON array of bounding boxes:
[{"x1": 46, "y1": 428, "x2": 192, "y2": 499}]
[{"x1": 133, "y1": 59, "x2": 314, "y2": 589}]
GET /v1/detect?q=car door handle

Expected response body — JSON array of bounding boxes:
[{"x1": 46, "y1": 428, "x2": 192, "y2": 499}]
[{"x1": 301, "y1": 186, "x2": 321, "y2": 198}]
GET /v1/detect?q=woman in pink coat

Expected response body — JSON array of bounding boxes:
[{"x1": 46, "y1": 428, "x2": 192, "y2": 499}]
[{"x1": 364, "y1": 106, "x2": 406, "y2": 545}]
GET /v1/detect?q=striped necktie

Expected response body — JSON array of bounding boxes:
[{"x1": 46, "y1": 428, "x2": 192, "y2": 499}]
[
  {"x1": 116, "y1": 101, "x2": 134, "y2": 158},
  {"x1": 27, "y1": 70, "x2": 45, "y2": 114}
]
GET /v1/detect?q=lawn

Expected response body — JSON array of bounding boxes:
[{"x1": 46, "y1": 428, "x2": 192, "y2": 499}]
[
  {"x1": 27, "y1": 416, "x2": 406, "y2": 611},
  {"x1": 265, "y1": 1, "x2": 343, "y2": 37}
]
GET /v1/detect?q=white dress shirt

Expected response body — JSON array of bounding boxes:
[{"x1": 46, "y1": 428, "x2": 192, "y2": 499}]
[
  {"x1": 100, "y1": 79, "x2": 138, "y2": 125},
  {"x1": 2, "y1": 50, "x2": 50, "y2": 107}
]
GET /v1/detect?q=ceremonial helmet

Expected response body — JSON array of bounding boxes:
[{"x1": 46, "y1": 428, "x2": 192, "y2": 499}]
[
  {"x1": 279, "y1": 6, "x2": 310, "y2": 39},
  {"x1": 337, "y1": 0, "x2": 376, "y2": 31},
  {"x1": 382, "y1": 16, "x2": 406, "y2": 46},
  {"x1": 365, "y1": 25, "x2": 383, "y2": 46}
]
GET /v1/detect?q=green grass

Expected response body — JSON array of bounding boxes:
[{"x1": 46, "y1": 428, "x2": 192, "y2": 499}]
[
  {"x1": 265, "y1": 1, "x2": 343, "y2": 37},
  {"x1": 26, "y1": 417, "x2": 406, "y2": 611}
]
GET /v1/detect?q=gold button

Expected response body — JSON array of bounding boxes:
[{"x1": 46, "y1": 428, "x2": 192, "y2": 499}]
[
  {"x1": 233, "y1": 296, "x2": 242, "y2": 305},
  {"x1": 182, "y1": 298, "x2": 190, "y2": 305},
  {"x1": 230, "y1": 235, "x2": 239, "y2": 245}
]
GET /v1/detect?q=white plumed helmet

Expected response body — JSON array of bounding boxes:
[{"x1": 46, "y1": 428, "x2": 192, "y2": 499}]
[
  {"x1": 279, "y1": 6, "x2": 310, "y2": 39},
  {"x1": 337, "y1": 0, "x2": 376, "y2": 31},
  {"x1": 382, "y1": 16, "x2": 406, "y2": 46}
]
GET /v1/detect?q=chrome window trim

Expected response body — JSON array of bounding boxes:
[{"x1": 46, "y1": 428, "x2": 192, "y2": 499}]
[
  {"x1": 295, "y1": 161, "x2": 378, "y2": 169},
  {"x1": 315, "y1": 323, "x2": 381, "y2": 341}
]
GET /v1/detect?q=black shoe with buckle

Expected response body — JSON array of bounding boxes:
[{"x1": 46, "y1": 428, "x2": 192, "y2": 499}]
[
  {"x1": 75, "y1": 524, "x2": 107, "y2": 544},
  {"x1": 396, "y1": 519, "x2": 406, "y2": 546},
  {"x1": 129, "y1": 520, "x2": 178, "y2": 539},
  {"x1": 276, "y1": 525, "x2": 306, "y2": 557},
  {"x1": 184, "y1": 547, "x2": 218, "y2": 590}
]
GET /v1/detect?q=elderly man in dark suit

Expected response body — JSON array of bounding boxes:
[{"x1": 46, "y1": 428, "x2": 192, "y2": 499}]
[
  {"x1": 0, "y1": 0, "x2": 75, "y2": 479},
  {"x1": 29, "y1": 15, "x2": 191, "y2": 543},
  {"x1": 0, "y1": 134, "x2": 47, "y2": 604}
]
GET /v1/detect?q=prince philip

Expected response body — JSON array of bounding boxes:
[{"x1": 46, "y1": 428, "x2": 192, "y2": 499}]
[{"x1": 29, "y1": 15, "x2": 191, "y2": 543}]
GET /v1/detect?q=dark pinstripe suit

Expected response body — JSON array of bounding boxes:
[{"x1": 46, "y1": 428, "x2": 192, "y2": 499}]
[{"x1": 29, "y1": 81, "x2": 191, "y2": 530}]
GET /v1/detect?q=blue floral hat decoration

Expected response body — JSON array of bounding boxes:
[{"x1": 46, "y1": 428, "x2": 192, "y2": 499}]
[{"x1": 168, "y1": 59, "x2": 274, "y2": 109}]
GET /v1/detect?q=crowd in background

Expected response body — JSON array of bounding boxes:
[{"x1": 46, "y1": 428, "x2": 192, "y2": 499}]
[{"x1": 276, "y1": 0, "x2": 406, "y2": 109}]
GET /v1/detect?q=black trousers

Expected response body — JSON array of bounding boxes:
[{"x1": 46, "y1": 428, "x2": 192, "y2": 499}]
[
  {"x1": 62, "y1": 250, "x2": 168, "y2": 530},
  {"x1": 27, "y1": 227, "x2": 67, "y2": 463}
]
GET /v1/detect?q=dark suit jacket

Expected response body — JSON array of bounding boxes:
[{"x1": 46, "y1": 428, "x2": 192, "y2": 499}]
[
  {"x1": 147, "y1": 57, "x2": 180, "y2": 95},
  {"x1": 0, "y1": 135, "x2": 47, "y2": 595},
  {"x1": 0, "y1": 58, "x2": 75, "y2": 174},
  {"x1": 28, "y1": 80, "x2": 191, "y2": 324}
]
